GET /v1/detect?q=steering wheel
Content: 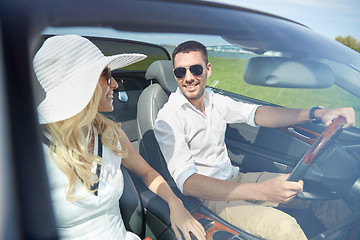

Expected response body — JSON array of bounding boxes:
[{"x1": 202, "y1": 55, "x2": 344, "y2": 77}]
[{"x1": 287, "y1": 116, "x2": 346, "y2": 183}]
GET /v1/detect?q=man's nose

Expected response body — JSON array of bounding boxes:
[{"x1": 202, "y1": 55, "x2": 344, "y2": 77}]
[{"x1": 184, "y1": 68, "x2": 194, "y2": 82}]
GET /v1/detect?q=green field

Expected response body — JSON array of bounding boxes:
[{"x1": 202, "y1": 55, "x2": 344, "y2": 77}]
[{"x1": 208, "y1": 57, "x2": 360, "y2": 126}]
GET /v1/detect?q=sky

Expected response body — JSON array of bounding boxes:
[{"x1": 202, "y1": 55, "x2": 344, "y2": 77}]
[{"x1": 213, "y1": 0, "x2": 360, "y2": 40}]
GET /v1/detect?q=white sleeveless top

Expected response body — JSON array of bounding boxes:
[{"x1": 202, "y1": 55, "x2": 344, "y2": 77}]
[{"x1": 43, "y1": 135, "x2": 140, "y2": 240}]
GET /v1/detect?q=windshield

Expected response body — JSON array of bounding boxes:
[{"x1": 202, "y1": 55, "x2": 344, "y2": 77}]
[{"x1": 42, "y1": 26, "x2": 360, "y2": 126}]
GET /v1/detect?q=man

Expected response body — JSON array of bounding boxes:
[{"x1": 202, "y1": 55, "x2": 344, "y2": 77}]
[{"x1": 153, "y1": 40, "x2": 355, "y2": 240}]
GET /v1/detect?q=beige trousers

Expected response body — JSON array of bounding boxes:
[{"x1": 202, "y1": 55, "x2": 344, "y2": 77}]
[{"x1": 203, "y1": 171, "x2": 352, "y2": 240}]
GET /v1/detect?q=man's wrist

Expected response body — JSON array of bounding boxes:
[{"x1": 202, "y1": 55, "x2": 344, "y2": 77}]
[{"x1": 309, "y1": 106, "x2": 323, "y2": 123}]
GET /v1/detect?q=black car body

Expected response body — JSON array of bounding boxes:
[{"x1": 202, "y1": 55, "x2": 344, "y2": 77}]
[{"x1": 1, "y1": 0, "x2": 360, "y2": 239}]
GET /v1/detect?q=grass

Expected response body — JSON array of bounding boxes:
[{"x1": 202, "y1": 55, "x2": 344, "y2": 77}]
[{"x1": 208, "y1": 57, "x2": 360, "y2": 126}]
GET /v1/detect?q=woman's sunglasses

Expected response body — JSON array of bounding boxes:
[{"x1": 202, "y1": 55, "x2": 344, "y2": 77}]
[
  {"x1": 173, "y1": 64, "x2": 203, "y2": 79},
  {"x1": 101, "y1": 68, "x2": 112, "y2": 85}
]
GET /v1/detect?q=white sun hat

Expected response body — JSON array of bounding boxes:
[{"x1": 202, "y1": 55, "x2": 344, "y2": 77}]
[{"x1": 33, "y1": 34, "x2": 147, "y2": 124}]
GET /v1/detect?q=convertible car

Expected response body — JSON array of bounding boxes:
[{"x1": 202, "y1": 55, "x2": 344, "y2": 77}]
[{"x1": 1, "y1": 0, "x2": 360, "y2": 239}]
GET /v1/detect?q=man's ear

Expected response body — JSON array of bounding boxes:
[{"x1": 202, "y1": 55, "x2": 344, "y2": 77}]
[{"x1": 206, "y1": 62, "x2": 212, "y2": 78}]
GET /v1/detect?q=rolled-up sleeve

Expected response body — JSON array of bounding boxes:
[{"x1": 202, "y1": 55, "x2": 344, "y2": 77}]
[
  {"x1": 213, "y1": 94, "x2": 260, "y2": 127},
  {"x1": 154, "y1": 115, "x2": 197, "y2": 193}
]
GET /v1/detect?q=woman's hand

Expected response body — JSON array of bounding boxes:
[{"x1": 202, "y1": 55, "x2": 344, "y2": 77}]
[{"x1": 168, "y1": 198, "x2": 206, "y2": 240}]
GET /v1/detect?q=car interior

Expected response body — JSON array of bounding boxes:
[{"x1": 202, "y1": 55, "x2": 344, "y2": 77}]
[
  {"x1": 93, "y1": 33, "x2": 360, "y2": 239},
  {"x1": 14, "y1": 33, "x2": 360, "y2": 240},
  {"x1": 129, "y1": 57, "x2": 360, "y2": 240},
  {"x1": 2, "y1": 0, "x2": 360, "y2": 239}
]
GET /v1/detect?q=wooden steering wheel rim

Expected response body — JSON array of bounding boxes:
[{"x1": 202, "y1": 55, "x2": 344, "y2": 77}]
[{"x1": 288, "y1": 116, "x2": 346, "y2": 182}]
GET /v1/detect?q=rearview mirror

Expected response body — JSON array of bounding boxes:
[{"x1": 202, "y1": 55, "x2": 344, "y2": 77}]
[{"x1": 243, "y1": 57, "x2": 334, "y2": 88}]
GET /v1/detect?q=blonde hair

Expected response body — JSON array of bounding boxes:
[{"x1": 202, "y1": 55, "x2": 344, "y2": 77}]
[{"x1": 45, "y1": 83, "x2": 127, "y2": 201}]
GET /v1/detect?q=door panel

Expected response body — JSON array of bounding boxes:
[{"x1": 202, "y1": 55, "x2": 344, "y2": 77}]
[{"x1": 225, "y1": 122, "x2": 313, "y2": 173}]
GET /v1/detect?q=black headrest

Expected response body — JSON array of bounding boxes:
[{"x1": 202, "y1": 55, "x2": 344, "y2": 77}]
[{"x1": 145, "y1": 60, "x2": 177, "y2": 94}]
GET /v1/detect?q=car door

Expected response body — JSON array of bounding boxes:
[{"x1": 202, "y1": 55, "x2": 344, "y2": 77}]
[{"x1": 210, "y1": 89, "x2": 314, "y2": 174}]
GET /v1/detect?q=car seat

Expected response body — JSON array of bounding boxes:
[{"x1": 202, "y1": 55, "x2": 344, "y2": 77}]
[
  {"x1": 119, "y1": 166, "x2": 145, "y2": 238},
  {"x1": 136, "y1": 60, "x2": 178, "y2": 184},
  {"x1": 134, "y1": 60, "x2": 202, "y2": 239},
  {"x1": 136, "y1": 58, "x2": 204, "y2": 223}
]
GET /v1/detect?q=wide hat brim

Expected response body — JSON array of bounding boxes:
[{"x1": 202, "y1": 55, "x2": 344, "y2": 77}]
[{"x1": 37, "y1": 53, "x2": 146, "y2": 124}]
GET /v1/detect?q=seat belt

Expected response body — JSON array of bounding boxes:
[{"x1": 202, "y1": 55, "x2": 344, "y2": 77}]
[{"x1": 91, "y1": 135, "x2": 102, "y2": 196}]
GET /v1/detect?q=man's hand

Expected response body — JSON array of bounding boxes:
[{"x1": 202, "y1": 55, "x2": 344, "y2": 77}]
[
  {"x1": 317, "y1": 107, "x2": 355, "y2": 128},
  {"x1": 258, "y1": 174, "x2": 303, "y2": 203}
]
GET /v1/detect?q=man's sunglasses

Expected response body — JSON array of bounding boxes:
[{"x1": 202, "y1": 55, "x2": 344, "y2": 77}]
[
  {"x1": 173, "y1": 64, "x2": 203, "y2": 79},
  {"x1": 101, "y1": 68, "x2": 112, "y2": 85}
]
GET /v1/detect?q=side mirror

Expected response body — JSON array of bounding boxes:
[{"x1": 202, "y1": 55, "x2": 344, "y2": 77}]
[{"x1": 243, "y1": 57, "x2": 334, "y2": 88}]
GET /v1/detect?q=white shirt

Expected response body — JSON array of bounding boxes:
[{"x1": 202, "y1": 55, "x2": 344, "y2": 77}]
[
  {"x1": 154, "y1": 88, "x2": 259, "y2": 193},
  {"x1": 43, "y1": 134, "x2": 140, "y2": 240}
]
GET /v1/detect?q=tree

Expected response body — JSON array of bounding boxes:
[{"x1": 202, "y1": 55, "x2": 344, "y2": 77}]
[{"x1": 336, "y1": 35, "x2": 360, "y2": 53}]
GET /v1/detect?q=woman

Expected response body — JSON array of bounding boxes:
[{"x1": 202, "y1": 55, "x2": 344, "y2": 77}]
[{"x1": 33, "y1": 35, "x2": 205, "y2": 240}]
